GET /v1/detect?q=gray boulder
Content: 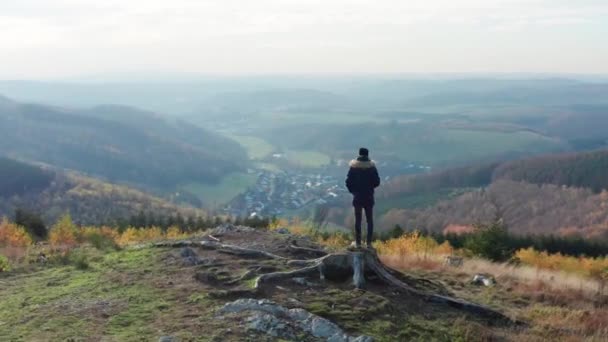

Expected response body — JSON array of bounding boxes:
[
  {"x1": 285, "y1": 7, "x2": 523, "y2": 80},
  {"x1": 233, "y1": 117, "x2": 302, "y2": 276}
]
[
  {"x1": 276, "y1": 228, "x2": 290, "y2": 234},
  {"x1": 218, "y1": 298, "x2": 373, "y2": 341},
  {"x1": 472, "y1": 274, "x2": 496, "y2": 287}
]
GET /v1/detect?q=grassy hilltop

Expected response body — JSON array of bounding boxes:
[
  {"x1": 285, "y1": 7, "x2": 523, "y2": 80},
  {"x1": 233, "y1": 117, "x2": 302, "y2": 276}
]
[{"x1": 2, "y1": 222, "x2": 608, "y2": 341}]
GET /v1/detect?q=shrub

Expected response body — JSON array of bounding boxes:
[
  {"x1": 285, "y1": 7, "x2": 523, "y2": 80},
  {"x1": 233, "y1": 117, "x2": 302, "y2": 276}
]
[
  {"x1": 49, "y1": 214, "x2": 78, "y2": 248},
  {"x1": 0, "y1": 255, "x2": 10, "y2": 272},
  {"x1": 140, "y1": 226, "x2": 163, "y2": 241},
  {"x1": 375, "y1": 231, "x2": 450, "y2": 260},
  {"x1": 464, "y1": 220, "x2": 512, "y2": 262},
  {"x1": 80, "y1": 226, "x2": 120, "y2": 251},
  {"x1": 118, "y1": 226, "x2": 140, "y2": 246},
  {"x1": 14, "y1": 208, "x2": 47, "y2": 239},
  {"x1": 70, "y1": 251, "x2": 90, "y2": 270},
  {"x1": 117, "y1": 226, "x2": 164, "y2": 246},
  {"x1": 166, "y1": 226, "x2": 184, "y2": 239},
  {"x1": 0, "y1": 217, "x2": 33, "y2": 247},
  {"x1": 317, "y1": 232, "x2": 351, "y2": 249}
]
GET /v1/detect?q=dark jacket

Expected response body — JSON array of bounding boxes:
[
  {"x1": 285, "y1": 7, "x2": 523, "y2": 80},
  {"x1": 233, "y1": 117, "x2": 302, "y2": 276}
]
[{"x1": 345, "y1": 156, "x2": 381, "y2": 207}]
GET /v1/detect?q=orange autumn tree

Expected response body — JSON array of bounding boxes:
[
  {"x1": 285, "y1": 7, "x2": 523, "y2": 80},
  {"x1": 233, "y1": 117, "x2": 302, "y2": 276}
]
[
  {"x1": 0, "y1": 218, "x2": 33, "y2": 247},
  {"x1": 49, "y1": 214, "x2": 79, "y2": 248}
]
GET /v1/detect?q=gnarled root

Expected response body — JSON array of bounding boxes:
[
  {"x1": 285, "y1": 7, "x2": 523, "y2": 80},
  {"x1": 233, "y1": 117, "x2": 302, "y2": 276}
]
[
  {"x1": 155, "y1": 240, "x2": 516, "y2": 323},
  {"x1": 155, "y1": 239, "x2": 287, "y2": 260}
]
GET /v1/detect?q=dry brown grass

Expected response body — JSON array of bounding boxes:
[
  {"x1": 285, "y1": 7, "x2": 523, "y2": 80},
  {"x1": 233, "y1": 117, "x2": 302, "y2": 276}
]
[
  {"x1": 381, "y1": 252, "x2": 608, "y2": 341},
  {"x1": 381, "y1": 253, "x2": 604, "y2": 298}
]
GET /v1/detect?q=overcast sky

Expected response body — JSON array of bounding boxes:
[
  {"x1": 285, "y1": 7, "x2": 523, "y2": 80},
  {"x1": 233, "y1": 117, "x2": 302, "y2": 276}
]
[{"x1": 1, "y1": 0, "x2": 607, "y2": 79}]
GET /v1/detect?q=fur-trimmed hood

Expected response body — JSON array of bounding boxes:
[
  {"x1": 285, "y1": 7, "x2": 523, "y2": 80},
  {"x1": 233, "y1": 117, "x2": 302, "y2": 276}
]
[{"x1": 349, "y1": 159, "x2": 376, "y2": 169}]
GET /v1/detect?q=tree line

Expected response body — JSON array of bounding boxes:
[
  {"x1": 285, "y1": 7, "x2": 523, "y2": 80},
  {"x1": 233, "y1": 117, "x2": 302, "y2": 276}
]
[
  {"x1": 11, "y1": 208, "x2": 271, "y2": 240},
  {"x1": 388, "y1": 220, "x2": 608, "y2": 261}
]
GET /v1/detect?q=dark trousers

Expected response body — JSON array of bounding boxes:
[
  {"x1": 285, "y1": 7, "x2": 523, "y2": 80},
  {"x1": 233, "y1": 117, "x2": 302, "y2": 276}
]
[{"x1": 354, "y1": 205, "x2": 374, "y2": 245}]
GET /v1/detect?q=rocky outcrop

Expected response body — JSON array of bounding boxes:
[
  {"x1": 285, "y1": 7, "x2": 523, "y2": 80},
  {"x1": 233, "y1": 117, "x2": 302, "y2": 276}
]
[{"x1": 218, "y1": 298, "x2": 373, "y2": 342}]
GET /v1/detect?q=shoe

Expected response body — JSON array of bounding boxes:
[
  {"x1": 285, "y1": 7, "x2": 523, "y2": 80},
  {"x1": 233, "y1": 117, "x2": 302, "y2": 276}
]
[
  {"x1": 347, "y1": 241, "x2": 362, "y2": 251},
  {"x1": 366, "y1": 243, "x2": 374, "y2": 250}
]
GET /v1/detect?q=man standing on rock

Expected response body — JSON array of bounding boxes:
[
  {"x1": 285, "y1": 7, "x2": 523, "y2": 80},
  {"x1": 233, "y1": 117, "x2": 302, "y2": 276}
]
[{"x1": 345, "y1": 147, "x2": 381, "y2": 248}]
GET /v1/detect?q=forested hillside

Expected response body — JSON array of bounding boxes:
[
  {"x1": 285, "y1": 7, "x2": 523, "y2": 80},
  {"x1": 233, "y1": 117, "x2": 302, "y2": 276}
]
[
  {"x1": 0, "y1": 157, "x2": 53, "y2": 197},
  {"x1": 493, "y1": 149, "x2": 608, "y2": 192},
  {"x1": 0, "y1": 96, "x2": 247, "y2": 189},
  {"x1": 364, "y1": 148, "x2": 608, "y2": 239},
  {"x1": 381, "y1": 148, "x2": 608, "y2": 198},
  {"x1": 380, "y1": 180, "x2": 608, "y2": 239},
  {"x1": 0, "y1": 158, "x2": 204, "y2": 225}
]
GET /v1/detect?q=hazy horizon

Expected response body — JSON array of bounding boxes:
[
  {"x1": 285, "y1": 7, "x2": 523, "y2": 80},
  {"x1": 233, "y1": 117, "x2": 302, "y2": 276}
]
[{"x1": 2, "y1": 0, "x2": 607, "y2": 79}]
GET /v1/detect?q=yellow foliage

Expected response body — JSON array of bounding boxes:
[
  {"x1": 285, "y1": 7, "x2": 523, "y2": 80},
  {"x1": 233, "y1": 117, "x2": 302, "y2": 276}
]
[
  {"x1": 317, "y1": 233, "x2": 350, "y2": 250},
  {"x1": 375, "y1": 231, "x2": 451, "y2": 260},
  {"x1": 118, "y1": 227, "x2": 140, "y2": 246},
  {"x1": 272, "y1": 217, "x2": 313, "y2": 236},
  {"x1": 268, "y1": 218, "x2": 290, "y2": 230},
  {"x1": 79, "y1": 226, "x2": 120, "y2": 245},
  {"x1": 141, "y1": 226, "x2": 163, "y2": 241},
  {"x1": 117, "y1": 226, "x2": 165, "y2": 246},
  {"x1": 49, "y1": 214, "x2": 78, "y2": 247},
  {"x1": 166, "y1": 226, "x2": 184, "y2": 239},
  {"x1": 0, "y1": 218, "x2": 33, "y2": 247},
  {"x1": 515, "y1": 247, "x2": 608, "y2": 279}
]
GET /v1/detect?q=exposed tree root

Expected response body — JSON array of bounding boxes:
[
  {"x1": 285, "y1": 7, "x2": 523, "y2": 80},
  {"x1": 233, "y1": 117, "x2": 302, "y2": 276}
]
[
  {"x1": 155, "y1": 239, "x2": 517, "y2": 323},
  {"x1": 287, "y1": 241, "x2": 328, "y2": 257},
  {"x1": 155, "y1": 240, "x2": 288, "y2": 260}
]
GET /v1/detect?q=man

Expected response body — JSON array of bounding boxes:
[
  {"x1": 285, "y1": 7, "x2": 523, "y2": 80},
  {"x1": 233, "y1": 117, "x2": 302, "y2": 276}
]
[{"x1": 345, "y1": 147, "x2": 381, "y2": 248}]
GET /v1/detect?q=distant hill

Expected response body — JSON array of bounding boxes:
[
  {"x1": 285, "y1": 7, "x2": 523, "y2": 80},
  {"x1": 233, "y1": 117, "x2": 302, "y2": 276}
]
[
  {"x1": 380, "y1": 148, "x2": 608, "y2": 198},
  {"x1": 0, "y1": 95, "x2": 247, "y2": 189},
  {"x1": 0, "y1": 158, "x2": 204, "y2": 225},
  {"x1": 372, "y1": 149, "x2": 608, "y2": 238},
  {"x1": 493, "y1": 149, "x2": 608, "y2": 192},
  {"x1": 380, "y1": 180, "x2": 608, "y2": 239},
  {"x1": 263, "y1": 121, "x2": 566, "y2": 166},
  {"x1": 0, "y1": 157, "x2": 54, "y2": 197},
  {"x1": 404, "y1": 81, "x2": 608, "y2": 107},
  {"x1": 201, "y1": 89, "x2": 349, "y2": 115}
]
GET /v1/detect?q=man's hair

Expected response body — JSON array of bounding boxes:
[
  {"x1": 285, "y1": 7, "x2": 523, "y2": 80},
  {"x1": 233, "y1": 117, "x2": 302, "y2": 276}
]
[{"x1": 359, "y1": 147, "x2": 369, "y2": 156}]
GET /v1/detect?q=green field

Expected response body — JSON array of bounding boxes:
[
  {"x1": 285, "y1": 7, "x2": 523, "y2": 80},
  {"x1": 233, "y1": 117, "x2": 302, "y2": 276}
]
[
  {"x1": 285, "y1": 149, "x2": 331, "y2": 168},
  {"x1": 367, "y1": 128, "x2": 565, "y2": 165},
  {"x1": 253, "y1": 162, "x2": 282, "y2": 172},
  {"x1": 181, "y1": 172, "x2": 257, "y2": 207},
  {"x1": 227, "y1": 135, "x2": 275, "y2": 160}
]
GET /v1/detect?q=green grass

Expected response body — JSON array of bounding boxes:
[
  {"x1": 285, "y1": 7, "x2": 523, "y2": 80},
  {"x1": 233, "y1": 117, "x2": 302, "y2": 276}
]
[
  {"x1": 260, "y1": 111, "x2": 379, "y2": 125},
  {"x1": 253, "y1": 162, "x2": 282, "y2": 172},
  {"x1": 227, "y1": 135, "x2": 275, "y2": 160},
  {"x1": 386, "y1": 128, "x2": 564, "y2": 165},
  {"x1": 0, "y1": 248, "x2": 196, "y2": 341},
  {"x1": 182, "y1": 172, "x2": 257, "y2": 207},
  {"x1": 285, "y1": 149, "x2": 331, "y2": 168}
]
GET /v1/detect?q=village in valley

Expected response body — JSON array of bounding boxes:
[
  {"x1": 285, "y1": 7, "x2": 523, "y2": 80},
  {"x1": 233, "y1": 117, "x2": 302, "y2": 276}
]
[
  {"x1": 221, "y1": 156, "x2": 432, "y2": 218},
  {"x1": 223, "y1": 170, "x2": 347, "y2": 218}
]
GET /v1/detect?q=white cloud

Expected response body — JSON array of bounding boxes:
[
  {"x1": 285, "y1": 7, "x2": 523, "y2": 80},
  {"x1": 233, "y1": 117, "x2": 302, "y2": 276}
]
[{"x1": 0, "y1": 0, "x2": 607, "y2": 77}]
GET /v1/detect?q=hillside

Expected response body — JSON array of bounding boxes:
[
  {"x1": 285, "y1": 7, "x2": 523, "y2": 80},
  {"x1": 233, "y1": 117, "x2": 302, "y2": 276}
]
[
  {"x1": 0, "y1": 158, "x2": 204, "y2": 225},
  {"x1": 0, "y1": 228, "x2": 518, "y2": 341},
  {"x1": 0, "y1": 157, "x2": 54, "y2": 197},
  {"x1": 360, "y1": 149, "x2": 608, "y2": 238},
  {"x1": 3, "y1": 226, "x2": 605, "y2": 341},
  {"x1": 262, "y1": 121, "x2": 565, "y2": 166},
  {"x1": 493, "y1": 149, "x2": 608, "y2": 192},
  {"x1": 0, "y1": 95, "x2": 247, "y2": 189},
  {"x1": 379, "y1": 180, "x2": 608, "y2": 238}
]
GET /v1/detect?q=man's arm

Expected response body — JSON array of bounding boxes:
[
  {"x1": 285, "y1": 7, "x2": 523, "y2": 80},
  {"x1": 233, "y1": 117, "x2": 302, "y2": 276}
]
[
  {"x1": 372, "y1": 167, "x2": 380, "y2": 188},
  {"x1": 345, "y1": 167, "x2": 354, "y2": 193}
]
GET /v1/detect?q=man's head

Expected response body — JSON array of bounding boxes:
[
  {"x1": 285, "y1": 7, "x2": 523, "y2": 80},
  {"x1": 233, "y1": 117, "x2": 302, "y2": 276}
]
[{"x1": 359, "y1": 147, "x2": 369, "y2": 157}]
